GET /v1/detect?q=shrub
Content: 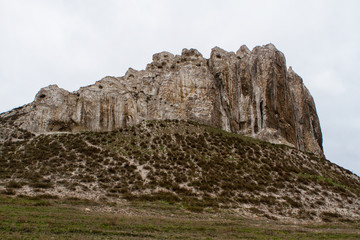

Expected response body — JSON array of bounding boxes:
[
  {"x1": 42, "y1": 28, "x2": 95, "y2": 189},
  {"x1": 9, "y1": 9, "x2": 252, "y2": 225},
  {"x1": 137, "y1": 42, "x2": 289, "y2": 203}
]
[
  {"x1": 320, "y1": 211, "x2": 342, "y2": 222},
  {"x1": 315, "y1": 199, "x2": 325, "y2": 206},
  {"x1": 1, "y1": 189, "x2": 16, "y2": 195},
  {"x1": 33, "y1": 200, "x2": 52, "y2": 206},
  {"x1": 249, "y1": 207, "x2": 264, "y2": 215},
  {"x1": 283, "y1": 196, "x2": 302, "y2": 208},
  {"x1": 30, "y1": 180, "x2": 53, "y2": 189},
  {"x1": 259, "y1": 195, "x2": 276, "y2": 205},
  {"x1": 6, "y1": 180, "x2": 23, "y2": 189}
]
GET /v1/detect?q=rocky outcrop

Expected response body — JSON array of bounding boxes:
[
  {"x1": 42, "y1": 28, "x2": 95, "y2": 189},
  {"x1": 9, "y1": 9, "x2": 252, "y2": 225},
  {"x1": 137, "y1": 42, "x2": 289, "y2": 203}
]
[
  {"x1": 0, "y1": 44, "x2": 323, "y2": 155},
  {"x1": 287, "y1": 67, "x2": 323, "y2": 153}
]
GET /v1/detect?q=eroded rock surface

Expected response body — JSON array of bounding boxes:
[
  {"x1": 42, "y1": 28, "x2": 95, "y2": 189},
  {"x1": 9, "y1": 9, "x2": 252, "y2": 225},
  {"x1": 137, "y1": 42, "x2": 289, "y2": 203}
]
[{"x1": 0, "y1": 44, "x2": 323, "y2": 155}]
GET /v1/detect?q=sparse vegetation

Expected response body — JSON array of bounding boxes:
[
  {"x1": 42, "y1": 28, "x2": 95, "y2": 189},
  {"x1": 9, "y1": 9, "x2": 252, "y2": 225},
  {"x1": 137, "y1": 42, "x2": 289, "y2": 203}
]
[{"x1": 0, "y1": 119, "x2": 359, "y2": 222}]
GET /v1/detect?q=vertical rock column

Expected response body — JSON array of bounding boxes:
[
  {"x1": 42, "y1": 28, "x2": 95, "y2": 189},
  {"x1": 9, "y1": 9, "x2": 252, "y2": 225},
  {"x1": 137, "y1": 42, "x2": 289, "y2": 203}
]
[{"x1": 287, "y1": 67, "x2": 323, "y2": 155}]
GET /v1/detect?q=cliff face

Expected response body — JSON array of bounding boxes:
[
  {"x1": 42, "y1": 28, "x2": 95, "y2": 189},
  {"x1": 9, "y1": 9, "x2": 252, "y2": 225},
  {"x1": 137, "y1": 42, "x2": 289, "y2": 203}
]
[{"x1": 0, "y1": 44, "x2": 323, "y2": 155}]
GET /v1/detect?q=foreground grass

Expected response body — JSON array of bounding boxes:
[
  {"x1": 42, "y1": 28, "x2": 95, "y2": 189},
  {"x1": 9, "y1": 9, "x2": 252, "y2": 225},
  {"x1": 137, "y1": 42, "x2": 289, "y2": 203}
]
[{"x1": 0, "y1": 195, "x2": 359, "y2": 239}]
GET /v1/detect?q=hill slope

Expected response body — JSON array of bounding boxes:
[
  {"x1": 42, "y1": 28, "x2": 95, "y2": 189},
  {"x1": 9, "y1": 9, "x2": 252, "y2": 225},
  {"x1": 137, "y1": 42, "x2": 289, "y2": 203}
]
[{"x1": 0, "y1": 120, "x2": 359, "y2": 222}]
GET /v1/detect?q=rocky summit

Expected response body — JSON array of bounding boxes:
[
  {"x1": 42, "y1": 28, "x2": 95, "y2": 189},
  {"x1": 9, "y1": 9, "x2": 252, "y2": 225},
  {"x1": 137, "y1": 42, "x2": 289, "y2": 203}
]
[{"x1": 0, "y1": 44, "x2": 322, "y2": 155}]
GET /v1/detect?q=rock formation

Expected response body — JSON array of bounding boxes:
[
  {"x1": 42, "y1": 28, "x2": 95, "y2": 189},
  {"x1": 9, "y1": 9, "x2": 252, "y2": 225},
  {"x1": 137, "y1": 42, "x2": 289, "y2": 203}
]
[{"x1": 0, "y1": 44, "x2": 323, "y2": 155}]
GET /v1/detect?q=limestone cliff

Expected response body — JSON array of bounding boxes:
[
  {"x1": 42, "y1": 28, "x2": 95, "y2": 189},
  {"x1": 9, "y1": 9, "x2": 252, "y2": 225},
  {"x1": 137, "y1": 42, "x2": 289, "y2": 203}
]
[{"x1": 0, "y1": 44, "x2": 323, "y2": 155}]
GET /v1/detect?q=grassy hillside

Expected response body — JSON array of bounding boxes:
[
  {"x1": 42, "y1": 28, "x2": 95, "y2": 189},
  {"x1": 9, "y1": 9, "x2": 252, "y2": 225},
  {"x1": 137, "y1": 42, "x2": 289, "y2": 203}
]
[{"x1": 1, "y1": 120, "x2": 359, "y2": 222}]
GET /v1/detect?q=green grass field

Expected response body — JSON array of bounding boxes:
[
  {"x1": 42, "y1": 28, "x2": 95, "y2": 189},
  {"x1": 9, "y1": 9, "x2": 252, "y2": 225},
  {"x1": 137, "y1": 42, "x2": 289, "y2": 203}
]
[{"x1": 1, "y1": 194, "x2": 359, "y2": 239}]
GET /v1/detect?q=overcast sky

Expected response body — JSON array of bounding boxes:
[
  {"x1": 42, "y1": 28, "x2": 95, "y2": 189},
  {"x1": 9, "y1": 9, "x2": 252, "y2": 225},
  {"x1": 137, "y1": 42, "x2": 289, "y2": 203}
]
[{"x1": 1, "y1": 0, "x2": 359, "y2": 175}]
